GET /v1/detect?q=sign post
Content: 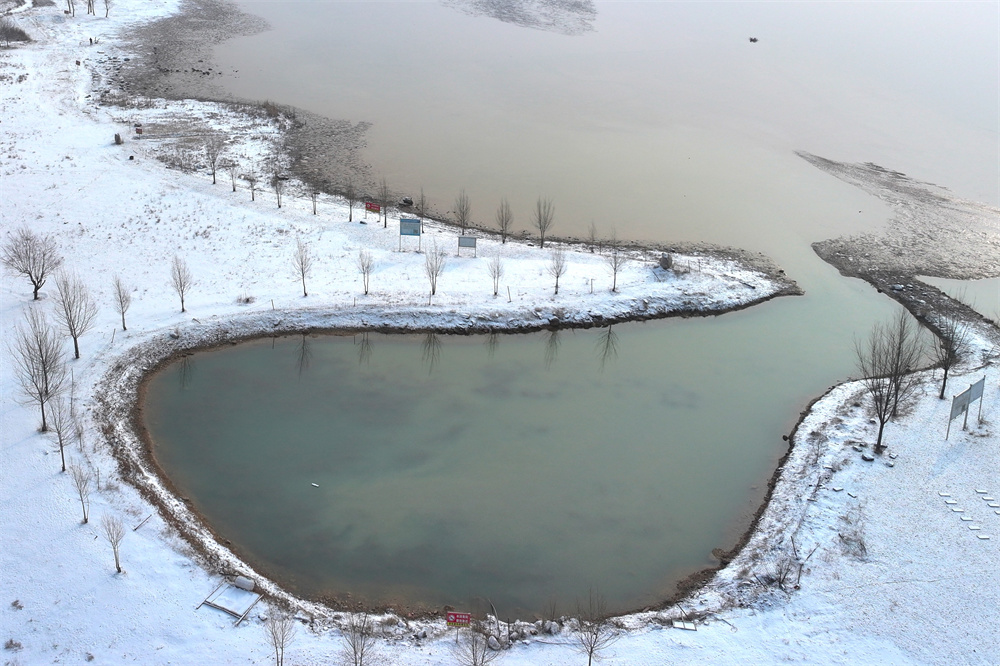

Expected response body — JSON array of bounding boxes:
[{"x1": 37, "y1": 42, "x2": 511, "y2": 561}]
[
  {"x1": 947, "y1": 387, "x2": 972, "y2": 439},
  {"x1": 970, "y1": 376, "x2": 986, "y2": 422},
  {"x1": 446, "y1": 612, "x2": 471, "y2": 642},
  {"x1": 399, "y1": 218, "x2": 421, "y2": 251},
  {"x1": 365, "y1": 201, "x2": 380, "y2": 220},
  {"x1": 458, "y1": 236, "x2": 477, "y2": 257}
]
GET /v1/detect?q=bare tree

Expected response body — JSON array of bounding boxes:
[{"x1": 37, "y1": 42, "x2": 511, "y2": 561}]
[
  {"x1": 112, "y1": 274, "x2": 133, "y2": 331},
  {"x1": 548, "y1": 248, "x2": 567, "y2": 295},
  {"x1": 344, "y1": 177, "x2": 357, "y2": 223},
  {"x1": 604, "y1": 235, "x2": 628, "y2": 292},
  {"x1": 2, "y1": 227, "x2": 64, "y2": 300},
  {"x1": 452, "y1": 626, "x2": 503, "y2": 666},
  {"x1": 855, "y1": 321, "x2": 896, "y2": 454},
  {"x1": 416, "y1": 187, "x2": 427, "y2": 232},
  {"x1": 885, "y1": 310, "x2": 924, "y2": 417},
  {"x1": 101, "y1": 514, "x2": 125, "y2": 573},
  {"x1": 103, "y1": 0, "x2": 111, "y2": 17},
  {"x1": 574, "y1": 589, "x2": 618, "y2": 666},
  {"x1": 10, "y1": 308, "x2": 67, "y2": 432},
  {"x1": 244, "y1": 172, "x2": 260, "y2": 201},
  {"x1": 222, "y1": 159, "x2": 239, "y2": 192},
  {"x1": 494, "y1": 198, "x2": 513, "y2": 244},
  {"x1": 378, "y1": 177, "x2": 391, "y2": 228},
  {"x1": 357, "y1": 250, "x2": 374, "y2": 295},
  {"x1": 454, "y1": 189, "x2": 472, "y2": 233},
  {"x1": 69, "y1": 464, "x2": 91, "y2": 523},
  {"x1": 487, "y1": 253, "x2": 504, "y2": 297},
  {"x1": 291, "y1": 237, "x2": 313, "y2": 297},
  {"x1": 340, "y1": 612, "x2": 381, "y2": 666},
  {"x1": 932, "y1": 317, "x2": 970, "y2": 400},
  {"x1": 204, "y1": 134, "x2": 226, "y2": 185},
  {"x1": 272, "y1": 174, "x2": 285, "y2": 209},
  {"x1": 532, "y1": 198, "x2": 554, "y2": 248},
  {"x1": 264, "y1": 607, "x2": 296, "y2": 666},
  {"x1": 424, "y1": 241, "x2": 446, "y2": 299},
  {"x1": 65, "y1": 0, "x2": 74, "y2": 17},
  {"x1": 587, "y1": 222, "x2": 599, "y2": 253},
  {"x1": 53, "y1": 272, "x2": 98, "y2": 359},
  {"x1": 170, "y1": 255, "x2": 193, "y2": 312},
  {"x1": 48, "y1": 397, "x2": 71, "y2": 472}
]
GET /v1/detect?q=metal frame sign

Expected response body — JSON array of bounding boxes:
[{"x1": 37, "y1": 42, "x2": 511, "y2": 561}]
[
  {"x1": 947, "y1": 387, "x2": 972, "y2": 439},
  {"x1": 446, "y1": 612, "x2": 471, "y2": 628},
  {"x1": 399, "y1": 218, "x2": 421, "y2": 251},
  {"x1": 458, "y1": 236, "x2": 477, "y2": 257}
]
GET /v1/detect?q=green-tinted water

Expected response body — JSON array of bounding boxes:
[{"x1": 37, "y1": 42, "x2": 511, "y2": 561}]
[{"x1": 144, "y1": 273, "x2": 896, "y2": 616}]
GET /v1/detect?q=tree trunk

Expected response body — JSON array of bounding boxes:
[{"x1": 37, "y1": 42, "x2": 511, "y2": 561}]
[
  {"x1": 939, "y1": 366, "x2": 949, "y2": 399},
  {"x1": 121, "y1": 312, "x2": 127, "y2": 331},
  {"x1": 301, "y1": 275, "x2": 307, "y2": 297},
  {"x1": 73, "y1": 335, "x2": 80, "y2": 359},
  {"x1": 875, "y1": 418, "x2": 887, "y2": 454}
]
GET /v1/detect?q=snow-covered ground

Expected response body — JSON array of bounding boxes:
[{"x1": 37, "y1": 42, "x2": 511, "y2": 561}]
[{"x1": 1, "y1": 2, "x2": 998, "y2": 664}]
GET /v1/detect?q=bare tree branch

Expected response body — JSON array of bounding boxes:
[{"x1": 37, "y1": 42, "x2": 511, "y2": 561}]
[
  {"x1": 101, "y1": 514, "x2": 125, "y2": 573},
  {"x1": 495, "y1": 198, "x2": 512, "y2": 244},
  {"x1": 574, "y1": 588, "x2": 618, "y2": 666},
  {"x1": 2, "y1": 227, "x2": 64, "y2": 300},
  {"x1": 487, "y1": 252, "x2": 504, "y2": 297},
  {"x1": 548, "y1": 248, "x2": 567, "y2": 295},
  {"x1": 291, "y1": 237, "x2": 313, "y2": 297},
  {"x1": 344, "y1": 177, "x2": 357, "y2": 223},
  {"x1": 112, "y1": 274, "x2": 133, "y2": 331},
  {"x1": 357, "y1": 250, "x2": 374, "y2": 295},
  {"x1": 48, "y1": 396, "x2": 71, "y2": 472},
  {"x1": 932, "y1": 317, "x2": 970, "y2": 400},
  {"x1": 69, "y1": 463, "x2": 91, "y2": 524},
  {"x1": 53, "y1": 271, "x2": 98, "y2": 359},
  {"x1": 424, "y1": 241, "x2": 446, "y2": 299},
  {"x1": 378, "y1": 177, "x2": 391, "y2": 228},
  {"x1": 532, "y1": 197, "x2": 554, "y2": 248},
  {"x1": 264, "y1": 606, "x2": 296, "y2": 666},
  {"x1": 604, "y1": 233, "x2": 628, "y2": 292},
  {"x1": 10, "y1": 308, "x2": 67, "y2": 432},
  {"x1": 455, "y1": 189, "x2": 472, "y2": 233},
  {"x1": 170, "y1": 255, "x2": 193, "y2": 313},
  {"x1": 204, "y1": 134, "x2": 226, "y2": 185}
]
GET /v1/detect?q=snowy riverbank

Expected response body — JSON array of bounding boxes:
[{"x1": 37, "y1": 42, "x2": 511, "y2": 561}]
[{"x1": 2, "y1": 2, "x2": 998, "y2": 664}]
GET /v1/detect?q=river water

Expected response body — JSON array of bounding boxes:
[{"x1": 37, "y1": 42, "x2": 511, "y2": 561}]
[{"x1": 142, "y1": 1, "x2": 997, "y2": 615}]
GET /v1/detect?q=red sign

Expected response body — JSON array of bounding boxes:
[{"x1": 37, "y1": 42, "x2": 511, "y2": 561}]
[
  {"x1": 446, "y1": 612, "x2": 471, "y2": 627},
  {"x1": 365, "y1": 201, "x2": 381, "y2": 213}
]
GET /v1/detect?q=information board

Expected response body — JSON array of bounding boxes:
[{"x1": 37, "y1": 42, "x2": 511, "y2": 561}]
[
  {"x1": 446, "y1": 612, "x2": 471, "y2": 627},
  {"x1": 400, "y1": 219, "x2": 421, "y2": 236}
]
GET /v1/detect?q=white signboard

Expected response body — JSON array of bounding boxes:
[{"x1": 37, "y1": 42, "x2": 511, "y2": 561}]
[
  {"x1": 970, "y1": 376, "x2": 985, "y2": 402},
  {"x1": 458, "y1": 236, "x2": 477, "y2": 257},
  {"x1": 950, "y1": 388, "x2": 971, "y2": 421}
]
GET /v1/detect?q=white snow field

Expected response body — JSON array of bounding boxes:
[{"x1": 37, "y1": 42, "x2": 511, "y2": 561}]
[{"x1": 1, "y1": 2, "x2": 998, "y2": 664}]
